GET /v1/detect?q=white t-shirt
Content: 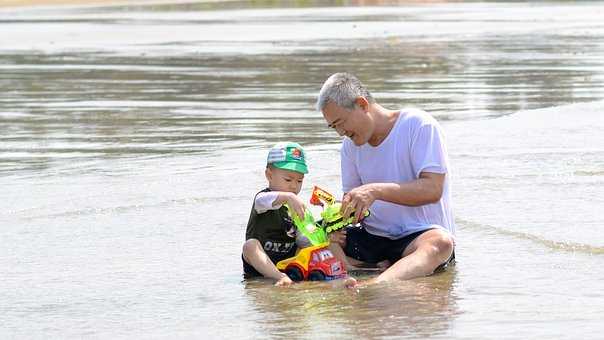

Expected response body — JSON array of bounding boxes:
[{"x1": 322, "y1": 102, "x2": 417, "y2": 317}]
[
  {"x1": 341, "y1": 108, "x2": 455, "y2": 240},
  {"x1": 254, "y1": 191, "x2": 280, "y2": 214}
]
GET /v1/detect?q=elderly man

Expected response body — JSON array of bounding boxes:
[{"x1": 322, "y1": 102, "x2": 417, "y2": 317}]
[{"x1": 316, "y1": 73, "x2": 455, "y2": 284}]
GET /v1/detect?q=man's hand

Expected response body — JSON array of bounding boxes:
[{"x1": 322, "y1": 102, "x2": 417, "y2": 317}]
[{"x1": 341, "y1": 184, "x2": 376, "y2": 223}]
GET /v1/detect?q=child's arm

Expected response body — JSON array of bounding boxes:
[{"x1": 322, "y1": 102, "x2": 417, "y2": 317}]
[
  {"x1": 242, "y1": 239, "x2": 293, "y2": 286},
  {"x1": 255, "y1": 191, "x2": 306, "y2": 219}
]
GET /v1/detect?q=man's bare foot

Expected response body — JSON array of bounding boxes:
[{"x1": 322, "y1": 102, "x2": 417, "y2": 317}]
[
  {"x1": 376, "y1": 260, "x2": 391, "y2": 272},
  {"x1": 356, "y1": 276, "x2": 390, "y2": 288},
  {"x1": 343, "y1": 276, "x2": 358, "y2": 289},
  {"x1": 345, "y1": 263, "x2": 361, "y2": 271}
]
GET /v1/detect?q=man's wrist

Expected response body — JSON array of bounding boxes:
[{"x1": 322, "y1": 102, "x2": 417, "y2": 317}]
[{"x1": 367, "y1": 183, "x2": 381, "y2": 201}]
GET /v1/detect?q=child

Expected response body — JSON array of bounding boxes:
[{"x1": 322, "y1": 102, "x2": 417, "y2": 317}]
[{"x1": 242, "y1": 142, "x2": 309, "y2": 286}]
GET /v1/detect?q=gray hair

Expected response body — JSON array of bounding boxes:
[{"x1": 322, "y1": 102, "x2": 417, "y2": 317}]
[{"x1": 316, "y1": 73, "x2": 374, "y2": 112}]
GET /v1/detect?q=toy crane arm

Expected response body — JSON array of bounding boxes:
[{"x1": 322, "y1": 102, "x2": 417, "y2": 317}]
[
  {"x1": 310, "y1": 186, "x2": 336, "y2": 206},
  {"x1": 310, "y1": 186, "x2": 369, "y2": 233}
]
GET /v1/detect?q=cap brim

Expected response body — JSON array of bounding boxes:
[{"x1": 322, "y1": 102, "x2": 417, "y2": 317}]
[{"x1": 272, "y1": 161, "x2": 308, "y2": 174}]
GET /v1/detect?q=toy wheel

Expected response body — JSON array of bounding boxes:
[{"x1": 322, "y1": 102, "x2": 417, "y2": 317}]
[
  {"x1": 285, "y1": 266, "x2": 304, "y2": 281},
  {"x1": 308, "y1": 270, "x2": 326, "y2": 281}
]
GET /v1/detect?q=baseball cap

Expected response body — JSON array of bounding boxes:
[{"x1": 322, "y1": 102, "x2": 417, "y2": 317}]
[{"x1": 267, "y1": 142, "x2": 308, "y2": 174}]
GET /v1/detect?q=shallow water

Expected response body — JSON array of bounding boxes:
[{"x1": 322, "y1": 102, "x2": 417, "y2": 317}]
[{"x1": 1, "y1": 1, "x2": 604, "y2": 339}]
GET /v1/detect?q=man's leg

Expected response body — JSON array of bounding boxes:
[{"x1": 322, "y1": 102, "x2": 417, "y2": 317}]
[
  {"x1": 328, "y1": 241, "x2": 374, "y2": 270},
  {"x1": 372, "y1": 229, "x2": 454, "y2": 283},
  {"x1": 329, "y1": 227, "x2": 387, "y2": 270}
]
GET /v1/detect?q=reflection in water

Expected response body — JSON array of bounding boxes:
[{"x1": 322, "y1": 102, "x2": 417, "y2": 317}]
[
  {"x1": 243, "y1": 269, "x2": 458, "y2": 338},
  {"x1": 1, "y1": 3, "x2": 604, "y2": 177}
]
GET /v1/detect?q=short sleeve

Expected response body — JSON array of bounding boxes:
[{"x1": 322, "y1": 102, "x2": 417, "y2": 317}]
[
  {"x1": 254, "y1": 191, "x2": 280, "y2": 214},
  {"x1": 341, "y1": 140, "x2": 362, "y2": 193},
  {"x1": 410, "y1": 120, "x2": 448, "y2": 178}
]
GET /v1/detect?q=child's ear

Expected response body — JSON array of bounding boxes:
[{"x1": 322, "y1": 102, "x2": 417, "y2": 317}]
[{"x1": 265, "y1": 167, "x2": 272, "y2": 181}]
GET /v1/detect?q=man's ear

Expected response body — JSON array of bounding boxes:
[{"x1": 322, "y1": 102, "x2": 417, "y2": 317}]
[
  {"x1": 355, "y1": 96, "x2": 369, "y2": 111},
  {"x1": 265, "y1": 167, "x2": 272, "y2": 181}
]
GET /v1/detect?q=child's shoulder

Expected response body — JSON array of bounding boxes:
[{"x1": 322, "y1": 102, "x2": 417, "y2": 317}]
[
  {"x1": 252, "y1": 187, "x2": 271, "y2": 198},
  {"x1": 253, "y1": 189, "x2": 283, "y2": 214},
  {"x1": 254, "y1": 188, "x2": 273, "y2": 197}
]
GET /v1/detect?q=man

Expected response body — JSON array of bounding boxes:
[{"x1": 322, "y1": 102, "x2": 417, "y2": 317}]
[{"x1": 316, "y1": 72, "x2": 455, "y2": 284}]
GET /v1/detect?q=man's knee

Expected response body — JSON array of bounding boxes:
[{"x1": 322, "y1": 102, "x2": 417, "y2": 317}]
[
  {"x1": 429, "y1": 231, "x2": 454, "y2": 261},
  {"x1": 412, "y1": 229, "x2": 454, "y2": 261}
]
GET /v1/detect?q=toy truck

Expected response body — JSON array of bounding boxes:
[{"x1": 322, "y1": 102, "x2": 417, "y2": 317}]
[
  {"x1": 276, "y1": 186, "x2": 369, "y2": 281},
  {"x1": 276, "y1": 242, "x2": 346, "y2": 281}
]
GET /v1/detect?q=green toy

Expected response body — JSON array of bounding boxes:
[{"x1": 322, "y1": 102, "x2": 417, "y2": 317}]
[
  {"x1": 285, "y1": 186, "x2": 370, "y2": 247},
  {"x1": 319, "y1": 202, "x2": 366, "y2": 232},
  {"x1": 310, "y1": 186, "x2": 370, "y2": 233},
  {"x1": 284, "y1": 204, "x2": 328, "y2": 246}
]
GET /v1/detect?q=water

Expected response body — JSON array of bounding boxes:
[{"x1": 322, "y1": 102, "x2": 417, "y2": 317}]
[{"x1": 1, "y1": 1, "x2": 604, "y2": 338}]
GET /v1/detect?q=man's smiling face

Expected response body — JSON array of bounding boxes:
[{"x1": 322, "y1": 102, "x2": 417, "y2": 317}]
[{"x1": 322, "y1": 100, "x2": 371, "y2": 146}]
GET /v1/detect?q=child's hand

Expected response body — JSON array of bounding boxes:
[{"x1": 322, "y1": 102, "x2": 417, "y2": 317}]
[
  {"x1": 274, "y1": 274, "x2": 293, "y2": 287},
  {"x1": 329, "y1": 229, "x2": 347, "y2": 248},
  {"x1": 286, "y1": 193, "x2": 306, "y2": 219}
]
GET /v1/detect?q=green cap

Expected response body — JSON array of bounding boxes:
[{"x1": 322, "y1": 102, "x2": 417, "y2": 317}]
[{"x1": 267, "y1": 142, "x2": 308, "y2": 174}]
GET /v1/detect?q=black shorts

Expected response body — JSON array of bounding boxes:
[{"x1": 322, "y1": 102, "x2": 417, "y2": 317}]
[{"x1": 344, "y1": 226, "x2": 455, "y2": 271}]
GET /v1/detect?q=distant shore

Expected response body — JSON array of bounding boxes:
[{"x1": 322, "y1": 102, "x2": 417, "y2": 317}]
[
  {"x1": 0, "y1": 0, "x2": 451, "y2": 10},
  {"x1": 0, "y1": 0, "x2": 131, "y2": 8},
  {"x1": 0, "y1": 0, "x2": 225, "y2": 9}
]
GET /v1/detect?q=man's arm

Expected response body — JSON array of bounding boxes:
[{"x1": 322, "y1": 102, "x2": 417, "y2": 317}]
[{"x1": 341, "y1": 172, "x2": 445, "y2": 222}]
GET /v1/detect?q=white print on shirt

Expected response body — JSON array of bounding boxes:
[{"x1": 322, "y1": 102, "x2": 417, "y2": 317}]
[{"x1": 264, "y1": 241, "x2": 295, "y2": 253}]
